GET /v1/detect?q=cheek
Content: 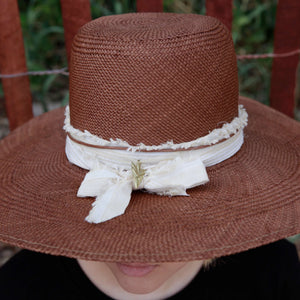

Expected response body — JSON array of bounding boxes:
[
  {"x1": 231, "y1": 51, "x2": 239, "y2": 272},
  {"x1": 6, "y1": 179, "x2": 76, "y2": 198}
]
[{"x1": 105, "y1": 262, "x2": 188, "y2": 294}]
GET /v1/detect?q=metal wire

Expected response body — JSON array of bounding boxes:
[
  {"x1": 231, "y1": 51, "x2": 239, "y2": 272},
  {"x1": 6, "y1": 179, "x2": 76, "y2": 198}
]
[
  {"x1": 0, "y1": 67, "x2": 69, "y2": 79},
  {"x1": 0, "y1": 49, "x2": 299, "y2": 79},
  {"x1": 236, "y1": 49, "x2": 300, "y2": 60}
]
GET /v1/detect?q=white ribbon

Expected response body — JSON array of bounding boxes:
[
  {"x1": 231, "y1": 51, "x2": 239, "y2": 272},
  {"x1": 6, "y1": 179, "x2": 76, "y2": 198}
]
[
  {"x1": 64, "y1": 105, "x2": 248, "y2": 151},
  {"x1": 65, "y1": 129, "x2": 245, "y2": 223}
]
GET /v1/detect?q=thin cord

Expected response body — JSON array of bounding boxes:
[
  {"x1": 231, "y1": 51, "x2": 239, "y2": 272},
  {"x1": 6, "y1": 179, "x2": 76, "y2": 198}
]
[
  {"x1": 237, "y1": 49, "x2": 300, "y2": 60},
  {"x1": 0, "y1": 49, "x2": 299, "y2": 79},
  {"x1": 0, "y1": 67, "x2": 69, "y2": 78}
]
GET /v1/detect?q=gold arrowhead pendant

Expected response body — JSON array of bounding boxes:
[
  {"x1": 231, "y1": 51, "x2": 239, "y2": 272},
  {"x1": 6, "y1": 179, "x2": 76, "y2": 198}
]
[{"x1": 131, "y1": 161, "x2": 146, "y2": 189}]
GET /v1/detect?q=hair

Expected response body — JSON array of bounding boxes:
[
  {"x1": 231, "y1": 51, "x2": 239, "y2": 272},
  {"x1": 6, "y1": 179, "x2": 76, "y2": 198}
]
[{"x1": 202, "y1": 258, "x2": 215, "y2": 270}]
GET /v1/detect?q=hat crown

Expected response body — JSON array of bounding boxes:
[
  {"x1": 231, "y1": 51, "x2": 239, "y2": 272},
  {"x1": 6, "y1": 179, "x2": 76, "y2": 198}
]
[{"x1": 69, "y1": 13, "x2": 239, "y2": 146}]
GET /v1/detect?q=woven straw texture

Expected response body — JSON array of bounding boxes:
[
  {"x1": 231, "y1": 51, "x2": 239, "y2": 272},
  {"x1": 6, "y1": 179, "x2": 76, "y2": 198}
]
[
  {"x1": 0, "y1": 13, "x2": 299, "y2": 262},
  {"x1": 69, "y1": 13, "x2": 238, "y2": 145},
  {"x1": 0, "y1": 97, "x2": 299, "y2": 262}
]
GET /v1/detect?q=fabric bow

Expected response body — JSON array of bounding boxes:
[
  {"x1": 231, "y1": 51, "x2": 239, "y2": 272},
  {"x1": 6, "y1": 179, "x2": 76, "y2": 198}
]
[
  {"x1": 65, "y1": 119, "x2": 246, "y2": 224},
  {"x1": 78, "y1": 156, "x2": 208, "y2": 223}
]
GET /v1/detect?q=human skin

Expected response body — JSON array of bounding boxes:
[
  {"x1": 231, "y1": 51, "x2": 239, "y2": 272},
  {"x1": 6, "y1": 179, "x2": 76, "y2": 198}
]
[{"x1": 77, "y1": 259, "x2": 204, "y2": 300}]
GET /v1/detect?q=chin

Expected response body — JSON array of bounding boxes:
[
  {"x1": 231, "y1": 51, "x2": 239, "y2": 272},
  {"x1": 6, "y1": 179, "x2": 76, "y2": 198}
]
[{"x1": 116, "y1": 276, "x2": 163, "y2": 295}]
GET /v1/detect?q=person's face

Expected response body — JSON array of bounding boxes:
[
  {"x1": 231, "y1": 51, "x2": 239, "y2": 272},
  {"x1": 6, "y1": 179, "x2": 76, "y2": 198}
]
[
  {"x1": 78, "y1": 259, "x2": 204, "y2": 297},
  {"x1": 105, "y1": 261, "x2": 190, "y2": 294}
]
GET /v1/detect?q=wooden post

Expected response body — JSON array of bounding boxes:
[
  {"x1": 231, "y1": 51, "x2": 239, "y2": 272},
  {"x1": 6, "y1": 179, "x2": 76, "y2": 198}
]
[
  {"x1": 206, "y1": 0, "x2": 233, "y2": 31},
  {"x1": 137, "y1": 0, "x2": 163, "y2": 12},
  {"x1": 0, "y1": 0, "x2": 33, "y2": 130},
  {"x1": 60, "y1": 0, "x2": 92, "y2": 65},
  {"x1": 270, "y1": 0, "x2": 300, "y2": 117}
]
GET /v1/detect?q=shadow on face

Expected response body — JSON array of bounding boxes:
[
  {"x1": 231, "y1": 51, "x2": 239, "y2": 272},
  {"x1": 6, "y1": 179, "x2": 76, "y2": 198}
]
[{"x1": 78, "y1": 259, "x2": 212, "y2": 299}]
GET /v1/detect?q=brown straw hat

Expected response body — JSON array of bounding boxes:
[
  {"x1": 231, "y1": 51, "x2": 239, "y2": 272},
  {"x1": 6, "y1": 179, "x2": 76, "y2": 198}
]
[{"x1": 0, "y1": 13, "x2": 299, "y2": 263}]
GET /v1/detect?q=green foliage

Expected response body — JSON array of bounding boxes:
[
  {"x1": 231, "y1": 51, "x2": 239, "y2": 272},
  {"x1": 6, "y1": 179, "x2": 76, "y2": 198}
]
[
  {"x1": 18, "y1": 0, "x2": 68, "y2": 111},
  {"x1": 90, "y1": 0, "x2": 136, "y2": 17},
  {"x1": 163, "y1": 0, "x2": 205, "y2": 13}
]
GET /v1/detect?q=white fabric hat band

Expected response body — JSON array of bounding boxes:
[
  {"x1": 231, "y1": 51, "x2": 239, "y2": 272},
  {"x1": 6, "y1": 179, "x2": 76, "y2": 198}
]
[
  {"x1": 63, "y1": 105, "x2": 248, "y2": 151},
  {"x1": 65, "y1": 106, "x2": 247, "y2": 223}
]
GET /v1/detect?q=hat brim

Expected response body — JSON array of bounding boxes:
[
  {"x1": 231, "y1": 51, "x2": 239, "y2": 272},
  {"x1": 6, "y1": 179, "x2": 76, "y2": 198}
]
[{"x1": 0, "y1": 97, "x2": 299, "y2": 262}]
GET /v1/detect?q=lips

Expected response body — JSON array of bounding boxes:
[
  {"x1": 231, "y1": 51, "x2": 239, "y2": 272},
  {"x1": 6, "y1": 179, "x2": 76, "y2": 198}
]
[{"x1": 116, "y1": 263, "x2": 158, "y2": 277}]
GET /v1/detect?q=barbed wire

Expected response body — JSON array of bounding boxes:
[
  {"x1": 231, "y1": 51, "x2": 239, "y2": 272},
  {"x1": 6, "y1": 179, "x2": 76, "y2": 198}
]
[
  {"x1": 237, "y1": 49, "x2": 300, "y2": 60},
  {"x1": 0, "y1": 49, "x2": 299, "y2": 79},
  {"x1": 0, "y1": 67, "x2": 69, "y2": 79}
]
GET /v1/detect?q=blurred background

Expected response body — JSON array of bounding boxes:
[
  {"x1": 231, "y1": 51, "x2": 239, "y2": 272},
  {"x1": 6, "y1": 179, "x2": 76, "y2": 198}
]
[{"x1": 0, "y1": 0, "x2": 300, "y2": 265}]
